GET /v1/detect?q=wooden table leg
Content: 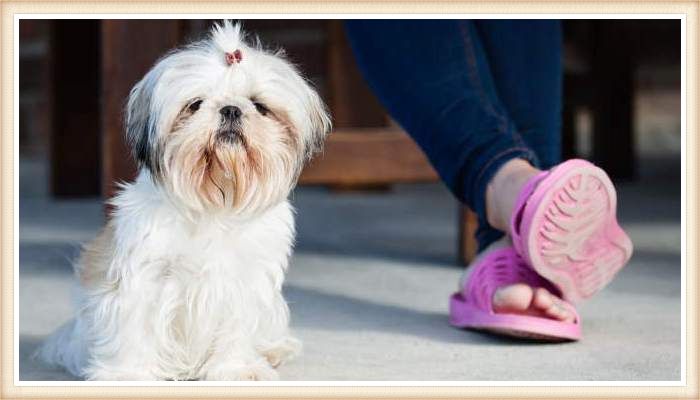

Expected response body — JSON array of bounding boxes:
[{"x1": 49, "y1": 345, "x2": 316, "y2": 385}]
[
  {"x1": 458, "y1": 205, "x2": 478, "y2": 265},
  {"x1": 591, "y1": 21, "x2": 636, "y2": 180},
  {"x1": 49, "y1": 20, "x2": 100, "y2": 197}
]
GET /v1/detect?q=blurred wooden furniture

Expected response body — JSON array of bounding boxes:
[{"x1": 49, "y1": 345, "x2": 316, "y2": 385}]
[
  {"x1": 46, "y1": 19, "x2": 680, "y2": 266},
  {"x1": 91, "y1": 20, "x2": 440, "y2": 191},
  {"x1": 295, "y1": 21, "x2": 438, "y2": 187},
  {"x1": 91, "y1": 20, "x2": 459, "y2": 256}
]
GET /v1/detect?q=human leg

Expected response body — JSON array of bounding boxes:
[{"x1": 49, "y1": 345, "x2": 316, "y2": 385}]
[
  {"x1": 474, "y1": 20, "x2": 632, "y2": 303},
  {"x1": 345, "y1": 20, "x2": 576, "y2": 327},
  {"x1": 345, "y1": 19, "x2": 538, "y2": 250}
]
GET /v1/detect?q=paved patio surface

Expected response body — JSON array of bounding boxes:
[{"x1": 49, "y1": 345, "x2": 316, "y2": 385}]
[{"x1": 18, "y1": 157, "x2": 681, "y2": 381}]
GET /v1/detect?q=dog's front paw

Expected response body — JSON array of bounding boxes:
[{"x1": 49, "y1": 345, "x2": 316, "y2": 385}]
[
  {"x1": 259, "y1": 336, "x2": 302, "y2": 368},
  {"x1": 204, "y1": 360, "x2": 279, "y2": 381}
]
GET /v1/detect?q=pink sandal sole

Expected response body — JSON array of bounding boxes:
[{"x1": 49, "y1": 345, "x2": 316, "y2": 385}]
[
  {"x1": 449, "y1": 247, "x2": 581, "y2": 341},
  {"x1": 510, "y1": 159, "x2": 634, "y2": 303}
]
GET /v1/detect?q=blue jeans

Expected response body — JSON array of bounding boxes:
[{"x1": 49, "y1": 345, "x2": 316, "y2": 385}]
[{"x1": 345, "y1": 20, "x2": 563, "y2": 251}]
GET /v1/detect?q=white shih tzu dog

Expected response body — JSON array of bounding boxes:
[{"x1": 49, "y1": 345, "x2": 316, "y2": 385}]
[{"x1": 38, "y1": 21, "x2": 331, "y2": 381}]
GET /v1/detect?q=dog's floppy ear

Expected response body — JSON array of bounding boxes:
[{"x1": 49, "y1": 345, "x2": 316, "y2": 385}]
[
  {"x1": 302, "y1": 83, "x2": 332, "y2": 160},
  {"x1": 125, "y1": 72, "x2": 159, "y2": 173}
]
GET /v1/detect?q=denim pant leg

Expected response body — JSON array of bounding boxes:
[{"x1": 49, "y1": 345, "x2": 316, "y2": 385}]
[
  {"x1": 474, "y1": 20, "x2": 563, "y2": 169},
  {"x1": 345, "y1": 20, "x2": 540, "y2": 250}
]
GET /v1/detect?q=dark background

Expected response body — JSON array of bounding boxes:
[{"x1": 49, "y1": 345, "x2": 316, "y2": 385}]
[
  {"x1": 19, "y1": 19, "x2": 681, "y2": 262},
  {"x1": 19, "y1": 20, "x2": 681, "y2": 192}
]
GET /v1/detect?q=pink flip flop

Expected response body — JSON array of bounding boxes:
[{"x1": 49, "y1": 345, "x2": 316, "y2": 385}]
[
  {"x1": 449, "y1": 247, "x2": 581, "y2": 341},
  {"x1": 510, "y1": 159, "x2": 634, "y2": 303}
]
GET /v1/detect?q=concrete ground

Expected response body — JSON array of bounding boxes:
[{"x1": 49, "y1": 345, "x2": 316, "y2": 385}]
[{"x1": 18, "y1": 156, "x2": 681, "y2": 381}]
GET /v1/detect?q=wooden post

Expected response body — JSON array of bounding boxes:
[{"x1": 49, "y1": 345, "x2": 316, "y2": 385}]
[
  {"x1": 561, "y1": 73, "x2": 578, "y2": 161},
  {"x1": 100, "y1": 20, "x2": 184, "y2": 199},
  {"x1": 591, "y1": 21, "x2": 635, "y2": 180},
  {"x1": 458, "y1": 206, "x2": 478, "y2": 266},
  {"x1": 49, "y1": 20, "x2": 100, "y2": 197},
  {"x1": 326, "y1": 20, "x2": 387, "y2": 128}
]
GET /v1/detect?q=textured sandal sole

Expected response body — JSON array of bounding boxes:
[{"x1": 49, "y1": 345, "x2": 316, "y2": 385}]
[{"x1": 522, "y1": 160, "x2": 633, "y2": 303}]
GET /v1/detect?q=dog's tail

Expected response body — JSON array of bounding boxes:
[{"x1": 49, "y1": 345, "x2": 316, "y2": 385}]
[{"x1": 34, "y1": 318, "x2": 86, "y2": 378}]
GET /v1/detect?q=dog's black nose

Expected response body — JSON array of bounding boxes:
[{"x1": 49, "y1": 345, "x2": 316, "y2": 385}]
[{"x1": 220, "y1": 105, "x2": 242, "y2": 120}]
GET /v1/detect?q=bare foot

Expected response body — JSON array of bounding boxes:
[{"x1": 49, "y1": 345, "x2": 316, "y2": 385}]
[
  {"x1": 492, "y1": 284, "x2": 575, "y2": 323},
  {"x1": 460, "y1": 238, "x2": 575, "y2": 323},
  {"x1": 485, "y1": 158, "x2": 541, "y2": 231},
  {"x1": 478, "y1": 160, "x2": 575, "y2": 322}
]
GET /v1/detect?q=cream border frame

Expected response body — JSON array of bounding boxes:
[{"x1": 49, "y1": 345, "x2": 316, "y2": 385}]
[{"x1": 1, "y1": 2, "x2": 697, "y2": 398}]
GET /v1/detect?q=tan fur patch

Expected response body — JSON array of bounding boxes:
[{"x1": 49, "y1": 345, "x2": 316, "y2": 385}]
[{"x1": 76, "y1": 223, "x2": 115, "y2": 290}]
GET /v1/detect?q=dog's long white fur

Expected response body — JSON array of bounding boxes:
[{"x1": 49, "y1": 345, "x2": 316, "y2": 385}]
[
  {"x1": 37, "y1": 21, "x2": 329, "y2": 381},
  {"x1": 39, "y1": 172, "x2": 300, "y2": 380}
]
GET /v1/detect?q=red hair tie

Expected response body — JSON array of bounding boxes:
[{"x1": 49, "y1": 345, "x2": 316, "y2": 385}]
[{"x1": 225, "y1": 49, "x2": 242, "y2": 66}]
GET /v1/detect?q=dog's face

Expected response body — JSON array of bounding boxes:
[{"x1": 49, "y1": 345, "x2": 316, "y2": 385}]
[{"x1": 125, "y1": 21, "x2": 331, "y2": 215}]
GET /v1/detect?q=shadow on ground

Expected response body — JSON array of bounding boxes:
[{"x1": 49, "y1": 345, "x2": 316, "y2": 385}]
[{"x1": 18, "y1": 156, "x2": 681, "y2": 381}]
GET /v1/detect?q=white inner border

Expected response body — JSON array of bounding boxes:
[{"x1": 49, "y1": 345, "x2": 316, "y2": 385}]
[{"x1": 13, "y1": 13, "x2": 687, "y2": 387}]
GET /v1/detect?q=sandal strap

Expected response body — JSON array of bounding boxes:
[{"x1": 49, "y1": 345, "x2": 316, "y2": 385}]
[
  {"x1": 509, "y1": 171, "x2": 549, "y2": 256},
  {"x1": 464, "y1": 247, "x2": 560, "y2": 313}
]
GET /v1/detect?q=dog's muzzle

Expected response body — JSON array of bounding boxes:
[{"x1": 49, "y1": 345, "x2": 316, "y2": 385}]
[{"x1": 217, "y1": 105, "x2": 243, "y2": 143}]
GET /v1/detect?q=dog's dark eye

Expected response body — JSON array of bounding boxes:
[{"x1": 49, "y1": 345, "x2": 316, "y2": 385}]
[
  {"x1": 188, "y1": 99, "x2": 203, "y2": 113},
  {"x1": 253, "y1": 102, "x2": 269, "y2": 116}
]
